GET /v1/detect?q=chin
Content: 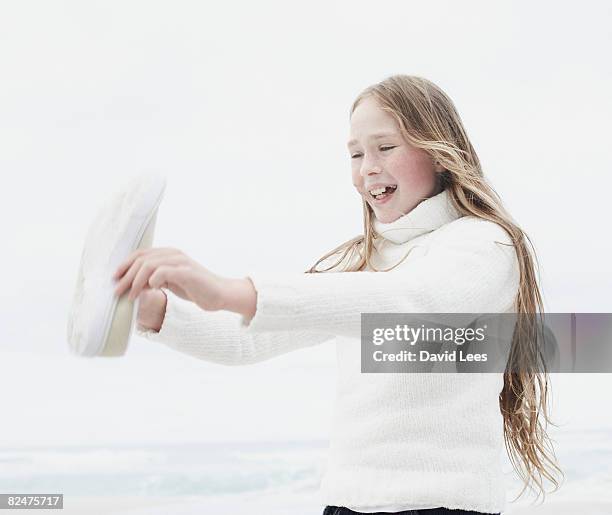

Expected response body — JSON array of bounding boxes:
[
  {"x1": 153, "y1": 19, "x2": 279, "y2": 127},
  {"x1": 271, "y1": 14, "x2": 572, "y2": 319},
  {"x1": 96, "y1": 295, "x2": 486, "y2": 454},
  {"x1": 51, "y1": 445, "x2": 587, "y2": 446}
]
[{"x1": 374, "y1": 210, "x2": 401, "y2": 224}]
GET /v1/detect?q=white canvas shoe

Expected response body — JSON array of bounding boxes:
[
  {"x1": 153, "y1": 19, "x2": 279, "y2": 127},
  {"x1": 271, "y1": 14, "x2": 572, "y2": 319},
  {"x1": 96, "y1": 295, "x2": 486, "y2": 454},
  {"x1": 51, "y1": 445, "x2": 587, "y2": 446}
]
[{"x1": 67, "y1": 171, "x2": 167, "y2": 357}]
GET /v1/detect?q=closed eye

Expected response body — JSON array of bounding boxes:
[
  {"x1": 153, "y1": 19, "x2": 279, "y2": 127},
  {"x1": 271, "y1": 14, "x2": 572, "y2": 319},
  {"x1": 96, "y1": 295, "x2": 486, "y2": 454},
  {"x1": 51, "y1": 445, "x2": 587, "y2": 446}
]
[{"x1": 350, "y1": 146, "x2": 396, "y2": 159}]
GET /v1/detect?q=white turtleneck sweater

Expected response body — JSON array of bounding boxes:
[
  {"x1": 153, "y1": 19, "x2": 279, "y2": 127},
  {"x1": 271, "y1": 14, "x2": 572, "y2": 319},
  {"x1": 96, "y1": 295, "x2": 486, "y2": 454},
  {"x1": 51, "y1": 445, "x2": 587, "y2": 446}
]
[{"x1": 136, "y1": 189, "x2": 520, "y2": 514}]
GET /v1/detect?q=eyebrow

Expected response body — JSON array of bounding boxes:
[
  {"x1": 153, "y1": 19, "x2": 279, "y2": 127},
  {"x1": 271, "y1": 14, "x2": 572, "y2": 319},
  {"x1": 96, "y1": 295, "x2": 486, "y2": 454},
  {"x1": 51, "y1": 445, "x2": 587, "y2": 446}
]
[{"x1": 346, "y1": 132, "x2": 398, "y2": 148}]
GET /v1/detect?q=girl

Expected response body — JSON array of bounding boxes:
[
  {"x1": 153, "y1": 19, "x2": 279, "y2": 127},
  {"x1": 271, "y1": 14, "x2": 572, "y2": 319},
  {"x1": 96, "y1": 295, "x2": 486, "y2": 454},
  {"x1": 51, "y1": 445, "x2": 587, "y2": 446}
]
[{"x1": 113, "y1": 75, "x2": 563, "y2": 514}]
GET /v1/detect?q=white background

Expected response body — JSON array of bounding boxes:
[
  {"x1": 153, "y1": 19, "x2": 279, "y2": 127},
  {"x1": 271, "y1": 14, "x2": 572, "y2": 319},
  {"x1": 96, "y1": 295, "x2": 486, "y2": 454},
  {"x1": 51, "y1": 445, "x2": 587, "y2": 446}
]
[{"x1": 0, "y1": 0, "x2": 610, "y2": 448}]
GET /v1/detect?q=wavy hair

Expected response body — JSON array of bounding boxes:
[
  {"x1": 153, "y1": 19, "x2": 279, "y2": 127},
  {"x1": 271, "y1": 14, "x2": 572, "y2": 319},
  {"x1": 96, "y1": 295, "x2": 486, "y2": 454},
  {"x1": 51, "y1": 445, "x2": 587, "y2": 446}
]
[{"x1": 305, "y1": 74, "x2": 563, "y2": 503}]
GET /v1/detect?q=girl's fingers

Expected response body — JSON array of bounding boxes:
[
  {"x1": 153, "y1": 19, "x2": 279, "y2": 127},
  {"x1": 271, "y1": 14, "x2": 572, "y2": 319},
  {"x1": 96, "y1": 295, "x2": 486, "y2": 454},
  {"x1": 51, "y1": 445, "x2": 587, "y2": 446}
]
[
  {"x1": 113, "y1": 248, "x2": 176, "y2": 281},
  {"x1": 148, "y1": 265, "x2": 174, "y2": 291},
  {"x1": 127, "y1": 263, "x2": 152, "y2": 301},
  {"x1": 128, "y1": 256, "x2": 183, "y2": 301},
  {"x1": 114, "y1": 258, "x2": 143, "y2": 298},
  {"x1": 113, "y1": 249, "x2": 149, "y2": 280}
]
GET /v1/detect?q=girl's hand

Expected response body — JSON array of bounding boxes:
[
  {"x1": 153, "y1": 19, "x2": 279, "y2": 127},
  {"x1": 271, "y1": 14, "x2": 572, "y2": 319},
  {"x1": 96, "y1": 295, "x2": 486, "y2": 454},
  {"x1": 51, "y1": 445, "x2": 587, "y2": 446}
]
[
  {"x1": 112, "y1": 247, "x2": 229, "y2": 312},
  {"x1": 136, "y1": 287, "x2": 167, "y2": 332}
]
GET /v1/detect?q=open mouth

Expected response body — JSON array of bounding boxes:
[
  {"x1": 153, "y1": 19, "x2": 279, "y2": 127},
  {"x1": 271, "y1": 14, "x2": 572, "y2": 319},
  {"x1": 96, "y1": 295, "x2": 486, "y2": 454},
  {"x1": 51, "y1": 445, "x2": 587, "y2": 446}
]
[{"x1": 369, "y1": 185, "x2": 397, "y2": 201}]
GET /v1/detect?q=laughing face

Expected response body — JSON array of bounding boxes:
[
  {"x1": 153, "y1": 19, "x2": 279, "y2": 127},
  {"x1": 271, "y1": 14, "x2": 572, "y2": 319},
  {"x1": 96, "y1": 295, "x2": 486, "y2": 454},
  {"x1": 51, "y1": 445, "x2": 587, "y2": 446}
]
[{"x1": 348, "y1": 95, "x2": 444, "y2": 223}]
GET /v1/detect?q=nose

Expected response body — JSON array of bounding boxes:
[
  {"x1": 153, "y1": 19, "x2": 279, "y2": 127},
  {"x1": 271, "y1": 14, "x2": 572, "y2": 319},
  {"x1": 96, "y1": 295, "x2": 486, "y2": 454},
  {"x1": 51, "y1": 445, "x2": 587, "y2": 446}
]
[{"x1": 360, "y1": 158, "x2": 382, "y2": 178}]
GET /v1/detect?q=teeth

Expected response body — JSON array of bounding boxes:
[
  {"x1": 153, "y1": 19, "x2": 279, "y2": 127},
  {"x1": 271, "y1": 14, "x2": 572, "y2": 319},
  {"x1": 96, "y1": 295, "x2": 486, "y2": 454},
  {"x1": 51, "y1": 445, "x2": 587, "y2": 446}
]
[{"x1": 368, "y1": 185, "x2": 397, "y2": 195}]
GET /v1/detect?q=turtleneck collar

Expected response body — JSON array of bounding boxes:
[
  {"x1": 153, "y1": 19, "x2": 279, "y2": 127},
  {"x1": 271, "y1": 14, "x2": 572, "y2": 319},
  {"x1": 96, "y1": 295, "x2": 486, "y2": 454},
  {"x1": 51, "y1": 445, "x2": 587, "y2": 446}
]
[{"x1": 372, "y1": 188, "x2": 463, "y2": 244}]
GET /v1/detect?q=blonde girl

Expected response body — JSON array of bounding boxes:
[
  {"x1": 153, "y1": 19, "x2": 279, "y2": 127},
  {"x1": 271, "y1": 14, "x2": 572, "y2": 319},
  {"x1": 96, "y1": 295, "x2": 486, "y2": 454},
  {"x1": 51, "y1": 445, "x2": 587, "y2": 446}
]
[{"x1": 113, "y1": 74, "x2": 563, "y2": 514}]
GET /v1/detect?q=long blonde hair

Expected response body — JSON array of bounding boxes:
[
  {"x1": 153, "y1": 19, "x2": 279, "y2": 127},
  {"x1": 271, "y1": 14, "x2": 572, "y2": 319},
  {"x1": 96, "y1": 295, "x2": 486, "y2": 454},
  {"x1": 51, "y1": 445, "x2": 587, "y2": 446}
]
[{"x1": 305, "y1": 75, "x2": 563, "y2": 502}]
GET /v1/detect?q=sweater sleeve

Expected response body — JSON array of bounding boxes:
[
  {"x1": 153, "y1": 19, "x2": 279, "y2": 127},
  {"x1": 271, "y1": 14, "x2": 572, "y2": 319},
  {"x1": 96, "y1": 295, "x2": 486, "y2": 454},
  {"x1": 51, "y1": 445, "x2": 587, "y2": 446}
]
[
  {"x1": 135, "y1": 291, "x2": 335, "y2": 366},
  {"x1": 241, "y1": 219, "x2": 520, "y2": 339}
]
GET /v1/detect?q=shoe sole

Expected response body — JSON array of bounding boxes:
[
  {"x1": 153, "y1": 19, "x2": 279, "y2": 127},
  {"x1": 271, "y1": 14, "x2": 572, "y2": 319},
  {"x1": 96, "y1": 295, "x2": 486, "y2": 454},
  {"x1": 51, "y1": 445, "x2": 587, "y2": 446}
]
[{"x1": 67, "y1": 172, "x2": 167, "y2": 357}]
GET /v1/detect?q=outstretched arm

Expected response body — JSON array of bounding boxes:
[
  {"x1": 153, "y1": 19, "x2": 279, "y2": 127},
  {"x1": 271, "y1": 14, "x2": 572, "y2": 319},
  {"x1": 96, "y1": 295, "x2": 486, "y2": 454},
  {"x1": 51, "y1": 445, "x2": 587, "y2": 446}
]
[
  {"x1": 136, "y1": 289, "x2": 335, "y2": 366},
  {"x1": 116, "y1": 218, "x2": 520, "y2": 343},
  {"x1": 233, "y1": 220, "x2": 520, "y2": 338}
]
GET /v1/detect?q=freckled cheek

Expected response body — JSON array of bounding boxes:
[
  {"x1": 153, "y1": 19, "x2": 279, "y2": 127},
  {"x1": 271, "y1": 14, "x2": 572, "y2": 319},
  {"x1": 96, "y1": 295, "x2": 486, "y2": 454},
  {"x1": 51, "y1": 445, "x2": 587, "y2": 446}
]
[{"x1": 390, "y1": 154, "x2": 434, "y2": 188}]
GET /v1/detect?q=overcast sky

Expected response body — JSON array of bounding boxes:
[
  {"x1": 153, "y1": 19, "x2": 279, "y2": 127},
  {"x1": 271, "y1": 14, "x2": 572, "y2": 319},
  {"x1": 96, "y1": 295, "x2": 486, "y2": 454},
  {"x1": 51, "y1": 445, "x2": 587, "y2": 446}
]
[{"x1": 1, "y1": 0, "x2": 610, "y2": 448}]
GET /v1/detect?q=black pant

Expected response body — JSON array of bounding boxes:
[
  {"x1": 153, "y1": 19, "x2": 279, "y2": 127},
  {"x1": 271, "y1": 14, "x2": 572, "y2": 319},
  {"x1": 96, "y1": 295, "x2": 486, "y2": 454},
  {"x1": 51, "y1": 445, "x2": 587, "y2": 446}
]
[{"x1": 322, "y1": 506, "x2": 500, "y2": 515}]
